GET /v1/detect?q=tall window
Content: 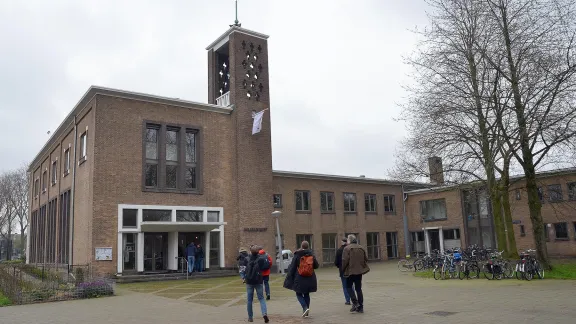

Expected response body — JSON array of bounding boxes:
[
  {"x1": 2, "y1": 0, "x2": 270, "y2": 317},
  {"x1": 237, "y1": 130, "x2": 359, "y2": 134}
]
[
  {"x1": 51, "y1": 161, "x2": 57, "y2": 185},
  {"x1": 554, "y1": 222, "x2": 568, "y2": 240},
  {"x1": 30, "y1": 210, "x2": 38, "y2": 263},
  {"x1": 34, "y1": 178, "x2": 39, "y2": 197},
  {"x1": 343, "y1": 193, "x2": 356, "y2": 212},
  {"x1": 364, "y1": 194, "x2": 376, "y2": 212},
  {"x1": 165, "y1": 128, "x2": 179, "y2": 189},
  {"x1": 320, "y1": 192, "x2": 334, "y2": 212},
  {"x1": 295, "y1": 191, "x2": 311, "y2": 211},
  {"x1": 420, "y1": 199, "x2": 447, "y2": 220},
  {"x1": 42, "y1": 171, "x2": 47, "y2": 193},
  {"x1": 185, "y1": 130, "x2": 198, "y2": 189},
  {"x1": 273, "y1": 194, "x2": 282, "y2": 208},
  {"x1": 384, "y1": 195, "x2": 395, "y2": 213},
  {"x1": 38, "y1": 204, "x2": 47, "y2": 262},
  {"x1": 47, "y1": 198, "x2": 57, "y2": 263},
  {"x1": 145, "y1": 125, "x2": 159, "y2": 188},
  {"x1": 64, "y1": 148, "x2": 70, "y2": 175},
  {"x1": 80, "y1": 132, "x2": 87, "y2": 160},
  {"x1": 568, "y1": 182, "x2": 576, "y2": 200},
  {"x1": 366, "y1": 232, "x2": 380, "y2": 260},
  {"x1": 296, "y1": 234, "x2": 313, "y2": 249},
  {"x1": 548, "y1": 184, "x2": 563, "y2": 202},
  {"x1": 321, "y1": 234, "x2": 337, "y2": 263},
  {"x1": 58, "y1": 190, "x2": 71, "y2": 264}
]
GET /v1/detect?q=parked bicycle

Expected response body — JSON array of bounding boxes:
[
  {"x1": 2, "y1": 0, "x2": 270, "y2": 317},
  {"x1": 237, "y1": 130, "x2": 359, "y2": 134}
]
[
  {"x1": 515, "y1": 249, "x2": 544, "y2": 280},
  {"x1": 482, "y1": 251, "x2": 513, "y2": 280}
]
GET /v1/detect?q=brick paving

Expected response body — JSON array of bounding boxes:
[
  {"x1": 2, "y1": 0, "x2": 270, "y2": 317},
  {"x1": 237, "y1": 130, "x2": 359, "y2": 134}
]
[{"x1": 2, "y1": 262, "x2": 576, "y2": 324}]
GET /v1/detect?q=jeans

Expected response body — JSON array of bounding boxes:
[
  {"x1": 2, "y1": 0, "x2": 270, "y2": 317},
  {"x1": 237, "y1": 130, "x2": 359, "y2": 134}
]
[
  {"x1": 187, "y1": 256, "x2": 196, "y2": 273},
  {"x1": 340, "y1": 276, "x2": 351, "y2": 303},
  {"x1": 296, "y1": 293, "x2": 310, "y2": 311},
  {"x1": 346, "y1": 274, "x2": 363, "y2": 309},
  {"x1": 246, "y1": 284, "x2": 267, "y2": 319},
  {"x1": 195, "y1": 258, "x2": 204, "y2": 272},
  {"x1": 263, "y1": 276, "x2": 270, "y2": 296}
]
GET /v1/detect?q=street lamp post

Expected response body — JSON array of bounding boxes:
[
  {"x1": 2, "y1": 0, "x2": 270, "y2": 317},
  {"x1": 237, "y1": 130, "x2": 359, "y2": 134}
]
[{"x1": 272, "y1": 211, "x2": 284, "y2": 275}]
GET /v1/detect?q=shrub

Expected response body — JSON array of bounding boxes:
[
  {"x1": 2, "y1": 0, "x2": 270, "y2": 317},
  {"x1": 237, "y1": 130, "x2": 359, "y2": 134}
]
[
  {"x1": 76, "y1": 280, "x2": 114, "y2": 299},
  {"x1": 26, "y1": 288, "x2": 55, "y2": 302},
  {"x1": 74, "y1": 268, "x2": 85, "y2": 285}
]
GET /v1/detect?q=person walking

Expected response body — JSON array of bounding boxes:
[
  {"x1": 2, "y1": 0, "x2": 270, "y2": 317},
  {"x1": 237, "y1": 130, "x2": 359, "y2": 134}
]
[
  {"x1": 237, "y1": 247, "x2": 249, "y2": 283},
  {"x1": 245, "y1": 245, "x2": 270, "y2": 323},
  {"x1": 342, "y1": 234, "x2": 370, "y2": 313},
  {"x1": 283, "y1": 241, "x2": 319, "y2": 318},
  {"x1": 186, "y1": 241, "x2": 197, "y2": 274},
  {"x1": 334, "y1": 238, "x2": 351, "y2": 305},
  {"x1": 258, "y1": 248, "x2": 273, "y2": 300},
  {"x1": 195, "y1": 243, "x2": 205, "y2": 273}
]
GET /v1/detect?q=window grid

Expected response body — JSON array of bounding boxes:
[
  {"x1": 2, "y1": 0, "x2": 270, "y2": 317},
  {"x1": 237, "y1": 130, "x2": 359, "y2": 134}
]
[
  {"x1": 321, "y1": 233, "x2": 337, "y2": 264},
  {"x1": 366, "y1": 232, "x2": 380, "y2": 260},
  {"x1": 384, "y1": 195, "x2": 395, "y2": 213},
  {"x1": 364, "y1": 194, "x2": 376, "y2": 212},
  {"x1": 554, "y1": 222, "x2": 568, "y2": 240},
  {"x1": 296, "y1": 234, "x2": 313, "y2": 250},
  {"x1": 273, "y1": 194, "x2": 282, "y2": 208},
  {"x1": 320, "y1": 192, "x2": 334, "y2": 212},
  {"x1": 343, "y1": 193, "x2": 356, "y2": 212},
  {"x1": 295, "y1": 191, "x2": 311, "y2": 211}
]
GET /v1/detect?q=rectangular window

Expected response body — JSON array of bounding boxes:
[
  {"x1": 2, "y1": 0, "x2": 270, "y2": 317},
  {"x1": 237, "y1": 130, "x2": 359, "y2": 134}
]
[
  {"x1": 320, "y1": 192, "x2": 334, "y2": 212},
  {"x1": 165, "y1": 128, "x2": 179, "y2": 189},
  {"x1": 321, "y1": 233, "x2": 337, "y2": 264},
  {"x1": 515, "y1": 189, "x2": 521, "y2": 200},
  {"x1": 42, "y1": 171, "x2": 47, "y2": 193},
  {"x1": 411, "y1": 231, "x2": 426, "y2": 255},
  {"x1": 209, "y1": 231, "x2": 220, "y2": 268},
  {"x1": 520, "y1": 225, "x2": 526, "y2": 237},
  {"x1": 554, "y1": 222, "x2": 568, "y2": 240},
  {"x1": 176, "y1": 210, "x2": 202, "y2": 222},
  {"x1": 47, "y1": 198, "x2": 58, "y2": 263},
  {"x1": 145, "y1": 125, "x2": 159, "y2": 188},
  {"x1": 295, "y1": 190, "x2": 311, "y2": 211},
  {"x1": 343, "y1": 193, "x2": 356, "y2": 212},
  {"x1": 548, "y1": 184, "x2": 563, "y2": 202},
  {"x1": 38, "y1": 204, "x2": 47, "y2": 263},
  {"x1": 80, "y1": 132, "x2": 87, "y2": 160},
  {"x1": 273, "y1": 194, "x2": 282, "y2": 208},
  {"x1": 142, "y1": 209, "x2": 171, "y2": 222},
  {"x1": 384, "y1": 195, "x2": 395, "y2": 213},
  {"x1": 296, "y1": 234, "x2": 313, "y2": 249},
  {"x1": 34, "y1": 178, "x2": 39, "y2": 197},
  {"x1": 420, "y1": 199, "x2": 447, "y2": 221},
  {"x1": 51, "y1": 161, "x2": 57, "y2": 185},
  {"x1": 58, "y1": 190, "x2": 71, "y2": 264},
  {"x1": 185, "y1": 130, "x2": 198, "y2": 190},
  {"x1": 364, "y1": 194, "x2": 377, "y2": 212},
  {"x1": 567, "y1": 182, "x2": 576, "y2": 201},
  {"x1": 442, "y1": 228, "x2": 460, "y2": 240},
  {"x1": 64, "y1": 148, "x2": 70, "y2": 175},
  {"x1": 537, "y1": 187, "x2": 544, "y2": 202},
  {"x1": 366, "y1": 232, "x2": 380, "y2": 260},
  {"x1": 122, "y1": 209, "x2": 138, "y2": 227},
  {"x1": 207, "y1": 211, "x2": 220, "y2": 222},
  {"x1": 385, "y1": 232, "x2": 398, "y2": 259}
]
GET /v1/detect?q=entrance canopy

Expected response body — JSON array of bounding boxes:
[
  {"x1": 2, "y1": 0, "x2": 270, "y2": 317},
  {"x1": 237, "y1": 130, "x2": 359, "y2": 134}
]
[{"x1": 140, "y1": 221, "x2": 226, "y2": 233}]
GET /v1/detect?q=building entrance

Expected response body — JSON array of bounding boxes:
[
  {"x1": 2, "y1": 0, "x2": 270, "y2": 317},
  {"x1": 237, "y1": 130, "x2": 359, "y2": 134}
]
[
  {"x1": 428, "y1": 229, "x2": 441, "y2": 252},
  {"x1": 178, "y1": 232, "x2": 206, "y2": 271},
  {"x1": 144, "y1": 233, "x2": 168, "y2": 272}
]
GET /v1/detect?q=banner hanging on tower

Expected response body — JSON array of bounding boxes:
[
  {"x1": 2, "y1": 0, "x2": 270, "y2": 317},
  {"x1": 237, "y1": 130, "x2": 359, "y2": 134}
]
[{"x1": 252, "y1": 109, "x2": 267, "y2": 135}]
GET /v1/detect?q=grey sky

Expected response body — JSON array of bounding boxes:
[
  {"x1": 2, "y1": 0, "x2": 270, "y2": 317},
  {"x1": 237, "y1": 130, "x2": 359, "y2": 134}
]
[{"x1": 0, "y1": 0, "x2": 429, "y2": 177}]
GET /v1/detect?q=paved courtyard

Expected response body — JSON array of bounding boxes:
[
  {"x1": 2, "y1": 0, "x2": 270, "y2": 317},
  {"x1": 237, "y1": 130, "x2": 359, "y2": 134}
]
[{"x1": 2, "y1": 262, "x2": 576, "y2": 323}]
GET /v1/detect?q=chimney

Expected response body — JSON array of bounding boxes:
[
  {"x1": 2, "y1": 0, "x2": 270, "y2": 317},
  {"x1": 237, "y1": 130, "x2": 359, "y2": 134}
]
[
  {"x1": 359, "y1": 175, "x2": 366, "y2": 178},
  {"x1": 428, "y1": 156, "x2": 444, "y2": 185}
]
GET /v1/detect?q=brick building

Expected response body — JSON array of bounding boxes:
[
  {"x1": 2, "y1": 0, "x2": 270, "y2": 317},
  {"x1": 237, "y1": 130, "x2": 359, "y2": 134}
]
[{"x1": 26, "y1": 26, "x2": 576, "y2": 276}]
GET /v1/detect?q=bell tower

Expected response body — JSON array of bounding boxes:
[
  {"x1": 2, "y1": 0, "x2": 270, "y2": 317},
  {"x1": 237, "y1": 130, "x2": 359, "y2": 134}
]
[{"x1": 206, "y1": 26, "x2": 275, "y2": 258}]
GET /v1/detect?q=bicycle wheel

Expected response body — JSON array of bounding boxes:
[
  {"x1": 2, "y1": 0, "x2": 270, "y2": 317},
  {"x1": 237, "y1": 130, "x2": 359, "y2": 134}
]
[
  {"x1": 502, "y1": 261, "x2": 514, "y2": 279},
  {"x1": 413, "y1": 259, "x2": 424, "y2": 272},
  {"x1": 441, "y1": 263, "x2": 448, "y2": 280},
  {"x1": 458, "y1": 264, "x2": 467, "y2": 280},
  {"x1": 433, "y1": 265, "x2": 442, "y2": 280},
  {"x1": 534, "y1": 261, "x2": 545, "y2": 279},
  {"x1": 468, "y1": 263, "x2": 480, "y2": 279},
  {"x1": 398, "y1": 259, "x2": 409, "y2": 272},
  {"x1": 483, "y1": 264, "x2": 493, "y2": 280}
]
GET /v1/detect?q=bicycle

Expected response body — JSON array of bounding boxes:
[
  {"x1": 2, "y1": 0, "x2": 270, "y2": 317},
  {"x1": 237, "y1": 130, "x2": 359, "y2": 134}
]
[{"x1": 515, "y1": 249, "x2": 544, "y2": 280}]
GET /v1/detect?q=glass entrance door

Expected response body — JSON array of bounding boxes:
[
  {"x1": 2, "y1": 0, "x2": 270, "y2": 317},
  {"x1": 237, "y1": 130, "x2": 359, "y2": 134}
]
[
  {"x1": 123, "y1": 233, "x2": 137, "y2": 272},
  {"x1": 386, "y1": 232, "x2": 398, "y2": 259},
  {"x1": 144, "y1": 233, "x2": 167, "y2": 272}
]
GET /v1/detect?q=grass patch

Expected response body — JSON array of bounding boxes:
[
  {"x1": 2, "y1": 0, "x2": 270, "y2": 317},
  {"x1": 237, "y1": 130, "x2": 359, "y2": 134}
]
[
  {"x1": 547, "y1": 262, "x2": 576, "y2": 280},
  {"x1": 0, "y1": 291, "x2": 11, "y2": 307},
  {"x1": 414, "y1": 270, "x2": 434, "y2": 278}
]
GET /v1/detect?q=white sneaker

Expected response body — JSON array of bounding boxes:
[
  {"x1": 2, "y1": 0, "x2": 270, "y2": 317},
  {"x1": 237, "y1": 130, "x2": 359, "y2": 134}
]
[{"x1": 302, "y1": 308, "x2": 310, "y2": 317}]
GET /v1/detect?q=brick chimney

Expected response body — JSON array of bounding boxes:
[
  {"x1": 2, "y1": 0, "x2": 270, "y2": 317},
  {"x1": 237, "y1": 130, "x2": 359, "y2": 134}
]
[{"x1": 428, "y1": 156, "x2": 444, "y2": 185}]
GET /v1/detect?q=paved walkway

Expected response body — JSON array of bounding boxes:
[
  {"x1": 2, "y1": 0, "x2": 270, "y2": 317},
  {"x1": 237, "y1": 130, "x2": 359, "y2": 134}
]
[{"x1": 2, "y1": 262, "x2": 576, "y2": 323}]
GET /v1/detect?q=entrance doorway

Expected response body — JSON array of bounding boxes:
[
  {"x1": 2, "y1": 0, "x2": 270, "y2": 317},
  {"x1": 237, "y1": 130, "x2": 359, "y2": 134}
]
[
  {"x1": 122, "y1": 233, "x2": 137, "y2": 272},
  {"x1": 178, "y1": 232, "x2": 206, "y2": 271},
  {"x1": 385, "y1": 232, "x2": 398, "y2": 259},
  {"x1": 428, "y1": 229, "x2": 440, "y2": 251},
  {"x1": 144, "y1": 233, "x2": 167, "y2": 272}
]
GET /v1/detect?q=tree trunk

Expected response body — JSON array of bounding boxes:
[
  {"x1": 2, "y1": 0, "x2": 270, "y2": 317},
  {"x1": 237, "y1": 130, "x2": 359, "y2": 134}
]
[
  {"x1": 489, "y1": 185, "x2": 507, "y2": 253},
  {"x1": 500, "y1": 170, "x2": 519, "y2": 258}
]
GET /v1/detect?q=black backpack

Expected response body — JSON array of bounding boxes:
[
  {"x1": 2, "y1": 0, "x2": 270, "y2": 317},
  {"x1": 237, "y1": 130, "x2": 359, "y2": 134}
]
[{"x1": 245, "y1": 257, "x2": 263, "y2": 284}]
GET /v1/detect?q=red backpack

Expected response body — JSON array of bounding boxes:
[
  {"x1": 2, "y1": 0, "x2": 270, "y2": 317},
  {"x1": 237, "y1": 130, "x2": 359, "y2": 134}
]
[{"x1": 298, "y1": 255, "x2": 314, "y2": 277}]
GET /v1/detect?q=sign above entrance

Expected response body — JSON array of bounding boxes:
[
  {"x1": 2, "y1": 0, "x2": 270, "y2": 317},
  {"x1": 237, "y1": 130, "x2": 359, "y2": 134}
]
[
  {"x1": 95, "y1": 247, "x2": 113, "y2": 261},
  {"x1": 244, "y1": 227, "x2": 267, "y2": 232}
]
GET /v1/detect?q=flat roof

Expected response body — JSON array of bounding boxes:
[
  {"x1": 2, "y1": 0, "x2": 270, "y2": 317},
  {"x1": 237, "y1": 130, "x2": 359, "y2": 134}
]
[
  {"x1": 29, "y1": 86, "x2": 233, "y2": 172},
  {"x1": 206, "y1": 26, "x2": 269, "y2": 50},
  {"x1": 272, "y1": 170, "x2": 431, "y2": 188}
]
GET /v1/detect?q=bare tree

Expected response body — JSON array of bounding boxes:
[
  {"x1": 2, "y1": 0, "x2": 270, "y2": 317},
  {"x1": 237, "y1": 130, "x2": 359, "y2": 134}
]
[
  {"x1": 0, "y1": 172, "x2": 17, "y2": 260},
  {"x1": 7, "y1": 167, "x2": 29, "y2": 255}
]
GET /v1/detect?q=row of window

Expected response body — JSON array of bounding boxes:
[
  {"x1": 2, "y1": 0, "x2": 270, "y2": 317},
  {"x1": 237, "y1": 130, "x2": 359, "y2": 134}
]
[
  {"x1": 121, "y1": 208, "x2": 220, "y2": 227},
  {"x1": 144, "y1": 123, "x2": 199, "y2": 192},
  {"x1": 274, "y1": 191, "x2": 397, "y2": 213},
  {"x1": 520, "y1": 182, "x2": 576, "y2": 202},
  {"x1": 32, "y1": 132, "x2": 88, "y2": 199},
  {"x1": 287, "y1": 232, "x2": 399, "y2": 263},
  {"x1": 519, "y1": 222, "x2": 576, "y2": 241}
]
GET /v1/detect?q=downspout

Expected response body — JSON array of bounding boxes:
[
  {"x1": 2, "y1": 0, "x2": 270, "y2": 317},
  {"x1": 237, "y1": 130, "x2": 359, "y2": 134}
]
[
  {"x1": 69, "y1": 116, "x2": 78, "y2": 270},
  {"x1": 402, "y1": 184, "x2": 411, "y2": 258}
]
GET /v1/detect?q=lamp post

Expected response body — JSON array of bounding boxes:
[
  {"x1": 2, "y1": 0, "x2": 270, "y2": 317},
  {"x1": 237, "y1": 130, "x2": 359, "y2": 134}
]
[{"x1": 272, "y1": 211, "x2": 284, "y2": 275}]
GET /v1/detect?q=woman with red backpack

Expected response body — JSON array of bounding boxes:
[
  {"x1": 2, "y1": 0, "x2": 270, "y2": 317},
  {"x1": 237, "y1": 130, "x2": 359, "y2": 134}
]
[{"x1": 283, "y1": 241, "x2": 319, "y2": 318}]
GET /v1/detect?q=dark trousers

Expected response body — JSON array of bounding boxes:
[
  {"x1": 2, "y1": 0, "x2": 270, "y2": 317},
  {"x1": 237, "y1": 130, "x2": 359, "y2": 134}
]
[
  {"x1": 296, "y1": 293, "x2": 310, "y2": 311},
  {"x1": 345, "y1": 274, "x2": 363, "y2": 308}
]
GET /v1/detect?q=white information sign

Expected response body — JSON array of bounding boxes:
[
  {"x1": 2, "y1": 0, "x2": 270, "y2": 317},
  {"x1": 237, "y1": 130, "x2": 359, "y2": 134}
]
[{"x1": 95, "y1": 247, "x2": 113, "y2": 261}]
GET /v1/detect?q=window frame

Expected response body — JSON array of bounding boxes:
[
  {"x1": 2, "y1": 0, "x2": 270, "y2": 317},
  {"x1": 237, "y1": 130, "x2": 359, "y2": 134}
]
[
  {"x1": 366, "y1": 232, "x2": 381, "y2": 260},
  {"x1": 320, "y1": 191, "x2": 335, "y2": 213},
  {"x1": 142, "y1": 121, "x2": 203, "y2": 194},
  {"x1": 547, "y1": 184, "x2": 563, "y2": 202},
  {"x1": 42, "y1": 170, "x2": 48, "y2": 194},
  {"x1": 567, "y1": 182, "x2": 576, "y2": 201},
  {"x1": 296, "y1": 234, "x2": 313, "y2": 250},
  {"x1": 273, "y1": 194, "x2": 282, "y2": 208},
  {"x1": 383, "y1": 195, "x2": 396, "y2": 214},
  {"x1": 295, "y1": 190, "x2": 311, "y2": 212},
  {"x1": 554, "y1": 222, "x2": 569, "y2": 240},
  {"x1": 442, "y1": 228, "x2": 460, "y2": 240},
  {"x1": 63, "y1": 148, "x2": 71, "y2": 176},
  {"x1": 321, "y1": 233, "x2": 337, "y2": 264},
  {"x1": 343, "y1": 192, "x2": 357, "y2": 213},
  {"x1": 51, "y1": 160, "x2": 58, "y2": 186},
  {"x1": 79, "y1": 131, "x2": 88, "y2": 164},
  {"x1": 364, "y1": 193, "x2": 377, "y2": 213},
  {"x1": 420, "y1": 199, "x2": 447, "y2": 221}
]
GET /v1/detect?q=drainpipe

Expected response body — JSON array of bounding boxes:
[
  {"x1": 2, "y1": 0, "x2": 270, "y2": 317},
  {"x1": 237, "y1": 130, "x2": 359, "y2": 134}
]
[
  {"x1": 69, "y1": 116, "x2": 78, "y2": 271},
  {"x1": 402, "y1": 184, "x2": 411, "y2": 258}
]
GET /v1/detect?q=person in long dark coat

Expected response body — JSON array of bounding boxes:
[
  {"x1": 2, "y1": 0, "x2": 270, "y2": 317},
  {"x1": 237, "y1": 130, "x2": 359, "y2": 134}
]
[{"x1": 283, "y1": 241, "x2": 319, "y2": 318}]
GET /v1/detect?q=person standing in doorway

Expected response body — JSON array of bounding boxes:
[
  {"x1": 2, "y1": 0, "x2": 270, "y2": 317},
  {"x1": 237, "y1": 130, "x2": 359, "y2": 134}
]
[
  {"x1": 196, "y1": 243, "x2": 205, "y2": 273},
  {"x1": 186, "y1": 241, "x2": 197, "y2": 274},
  {"x1": 245, "y1": 245, "x2": 269, "y2": 323},
  {"x1": 342, "y1": 234, "x2": 370, "y2": 313},
  {"x1": 258, "y1": 248, "x2": 273, "y2": 300},
  {"x1": 283, "y1": 241, "x2": 319, "y2": 318},
  {"x1": 334, "y1": 238, "x2": 351, "y2": 305}
]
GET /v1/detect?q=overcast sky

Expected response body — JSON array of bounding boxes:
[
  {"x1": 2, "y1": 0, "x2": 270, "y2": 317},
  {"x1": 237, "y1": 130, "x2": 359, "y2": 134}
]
[{"x1": 0, "y1": 0, "x2": 429, "y2": 177}]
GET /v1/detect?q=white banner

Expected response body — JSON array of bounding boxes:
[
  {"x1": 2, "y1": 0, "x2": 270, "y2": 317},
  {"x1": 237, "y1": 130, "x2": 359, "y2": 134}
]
[{"x1": 252, "y1": 109, "x2": 266, "y2": 135}]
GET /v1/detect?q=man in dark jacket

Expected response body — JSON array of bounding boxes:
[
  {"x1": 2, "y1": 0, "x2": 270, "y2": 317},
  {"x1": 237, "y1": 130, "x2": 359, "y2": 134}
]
[
  {"x1": 186, "y1": 242, "x2": 197, "y2": 274},
  {"x1": 283, "y1": 241, "x2": 319, "y2": 318},
  {"x1": 245, "y1": 245, "x2": 269, "y2": 323},
  {"x1": 334, "y1": 238, "x2": 351, "y2": 305},
  {"x1": 342, "y1": 234, "x2": 370, "y2": 313},
  {"x1": 195, "y1": 244, "x2": 205, "y2": 273}
]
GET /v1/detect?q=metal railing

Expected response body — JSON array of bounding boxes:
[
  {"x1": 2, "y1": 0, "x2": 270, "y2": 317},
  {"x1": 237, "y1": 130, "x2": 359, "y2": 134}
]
[{"x1": 216, "y1": 91, "x2": 231, "y2": 107}]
